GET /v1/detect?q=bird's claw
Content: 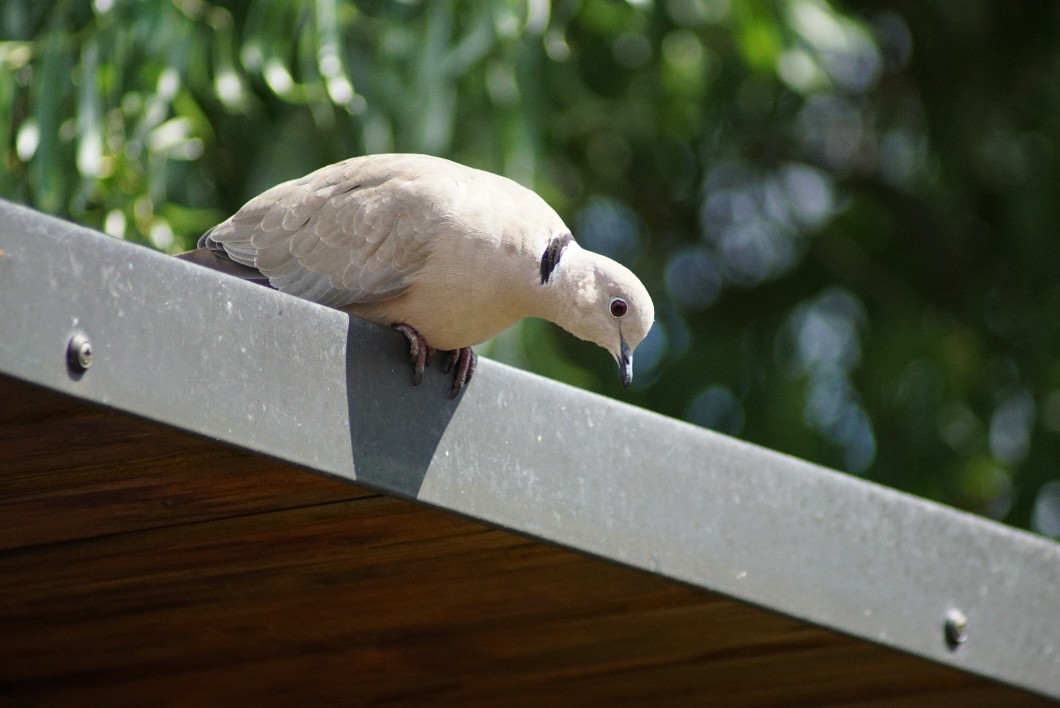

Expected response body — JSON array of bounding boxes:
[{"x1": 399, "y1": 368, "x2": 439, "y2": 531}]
[
  {"x1": 446, "y1": 347, "x2": 477, "y2": 399},
  {"x1": 393, "y1": 324, "x2": 474, "y2": 397},
  {"x1": 394, "y1": 323, "x2": 428, "y2": 386}
]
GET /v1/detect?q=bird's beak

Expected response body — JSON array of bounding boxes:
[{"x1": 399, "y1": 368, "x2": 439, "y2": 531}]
[{"x1": 618, "y1": 338, "x2": 633, "y2": 388}]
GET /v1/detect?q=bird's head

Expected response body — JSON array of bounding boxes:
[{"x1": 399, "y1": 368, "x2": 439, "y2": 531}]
[
  {"x1": 546, "y1": 243, "x2": 655, "y2": 387},
  {"x1": 596, "y1": 260, "x2": 655, "y2": 387}
]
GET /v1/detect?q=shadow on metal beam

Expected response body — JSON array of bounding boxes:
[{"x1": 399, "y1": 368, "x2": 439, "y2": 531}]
[{"x1": 345, "y1": 319, "x2": 461, "y2": 498}]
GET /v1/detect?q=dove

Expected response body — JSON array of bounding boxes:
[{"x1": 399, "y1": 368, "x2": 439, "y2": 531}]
[{"x1": 179, "y1": 153, "x2": 654, "y2": 397}]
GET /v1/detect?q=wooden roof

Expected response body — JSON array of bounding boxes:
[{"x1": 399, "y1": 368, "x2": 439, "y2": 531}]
[
  {"x1": 1, "y1": 375, "x2": 1051, "y2": 706},
  {"x1": 2, "y1": 199, "x2": 1058, "y2": 704}
]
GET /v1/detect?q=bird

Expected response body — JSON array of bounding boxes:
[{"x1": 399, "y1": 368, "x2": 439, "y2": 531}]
[{"x1": 179, "y1": 153, "x2": 654, "y2": 398}]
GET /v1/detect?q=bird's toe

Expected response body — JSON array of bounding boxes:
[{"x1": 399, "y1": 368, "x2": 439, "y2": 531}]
[
  {"x1": 394, "y1": 323, "x2": 428, "y2": 386},
  {"x1": 448, "y1": 347, "x2": 477, "y2": 399}
]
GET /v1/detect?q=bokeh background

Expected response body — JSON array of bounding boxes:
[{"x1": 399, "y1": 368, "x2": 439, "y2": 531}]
[{"x1": 3, "y1": 0, "x2": 1059, "y2": 537}]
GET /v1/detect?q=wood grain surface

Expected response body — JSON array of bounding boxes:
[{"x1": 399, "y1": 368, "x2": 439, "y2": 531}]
[{"x1": 0, "y1": 375, "x2": 1050, "y2": 706}]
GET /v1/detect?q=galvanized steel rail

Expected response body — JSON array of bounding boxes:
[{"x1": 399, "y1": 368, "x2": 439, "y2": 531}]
[{"x1": 1, "y1": 199, "x2": 1057, "y2": 699}]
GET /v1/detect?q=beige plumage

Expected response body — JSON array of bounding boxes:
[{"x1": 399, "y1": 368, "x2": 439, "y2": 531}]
[{"x1": 180, "y1": 153, "x2": 654, "y2": 396}]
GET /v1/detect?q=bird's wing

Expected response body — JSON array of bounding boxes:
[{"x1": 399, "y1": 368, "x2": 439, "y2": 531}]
[{"x1": 202, "y1": 155, "x2": 459, "y2": 307}]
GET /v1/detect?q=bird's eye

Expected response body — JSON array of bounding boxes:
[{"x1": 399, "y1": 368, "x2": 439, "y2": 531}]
[{"x1": 609, "y1": 297, "x2": 628, "y2": 318}]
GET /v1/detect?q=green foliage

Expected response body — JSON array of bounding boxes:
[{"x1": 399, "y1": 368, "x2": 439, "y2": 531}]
[{"x1": 3, "y1": 0, "x2": 1059, "y2": 537}]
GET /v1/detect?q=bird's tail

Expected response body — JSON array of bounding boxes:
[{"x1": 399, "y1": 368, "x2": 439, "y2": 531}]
[{"x1": 176, "y1": 247, "x2": 270, "y2": 285}]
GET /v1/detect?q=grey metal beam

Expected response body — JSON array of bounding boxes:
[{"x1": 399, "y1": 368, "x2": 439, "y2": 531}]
[{"x1": 1, "y1": 199, "x2": 1057, "y2": 699}]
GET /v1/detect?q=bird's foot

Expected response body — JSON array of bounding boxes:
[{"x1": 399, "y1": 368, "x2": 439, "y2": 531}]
[
  {"x1": 443, "y1": 347, "x2": 477, "y2": 399},
  {"x1": 393, "y1": 324, "x2": 475, "y2": 397},
  {"x1": 393, "y1": 323, "x2": 428, "y2": 385}
]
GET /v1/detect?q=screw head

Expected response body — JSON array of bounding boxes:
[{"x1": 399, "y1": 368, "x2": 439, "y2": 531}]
[
  {"x1": 944, "y1": 608, "x2": 969, "y2": 649},
  {"x1": 67, "y1": 334, "x2": 93, "y2": 374}
]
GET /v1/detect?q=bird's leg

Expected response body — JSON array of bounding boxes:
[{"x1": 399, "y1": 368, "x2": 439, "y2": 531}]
[
  {"x1": 444, "y1": 347, "x2": 477, "y2": 399},
  {"x1": 393, "y1": 323, "x2": 428, "y2": 385}
]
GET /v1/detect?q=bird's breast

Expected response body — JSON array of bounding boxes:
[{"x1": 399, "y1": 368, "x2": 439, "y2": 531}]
[{"x1": 349, "y1": 233, "x2": 539, "y2": 351}]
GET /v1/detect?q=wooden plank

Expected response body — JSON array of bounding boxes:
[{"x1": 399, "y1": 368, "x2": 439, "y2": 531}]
[
  {"x1": 0, "y1": 376, "x2": 368, "y2": 552},
  {"x1": 0, "y1": 376, "x2": 1051, "y2": 705}
]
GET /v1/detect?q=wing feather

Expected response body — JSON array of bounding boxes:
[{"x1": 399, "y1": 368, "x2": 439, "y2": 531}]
[{"x1": 203, "y1": 154, "x2": 462, "y2": 306}]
